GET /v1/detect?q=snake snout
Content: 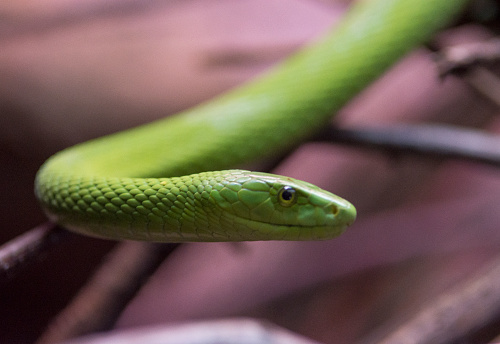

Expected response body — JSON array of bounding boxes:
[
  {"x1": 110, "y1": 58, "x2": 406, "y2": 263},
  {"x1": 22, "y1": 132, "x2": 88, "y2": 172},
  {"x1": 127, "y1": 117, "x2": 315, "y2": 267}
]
[{"x1": 336, "y1": 201, "x2": 357, "y2": 227}]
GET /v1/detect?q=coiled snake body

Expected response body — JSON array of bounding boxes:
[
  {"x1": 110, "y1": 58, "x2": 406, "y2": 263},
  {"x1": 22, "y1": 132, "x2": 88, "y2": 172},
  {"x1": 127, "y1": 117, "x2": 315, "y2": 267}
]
[{"x1": 35, "y1": 0, "x2": 466, "y2": 242}]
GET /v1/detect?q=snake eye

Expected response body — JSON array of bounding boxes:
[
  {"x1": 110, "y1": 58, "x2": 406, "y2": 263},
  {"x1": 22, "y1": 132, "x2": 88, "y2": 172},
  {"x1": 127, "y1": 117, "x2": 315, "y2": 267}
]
[{"x1": 278, "y1": 186, "x2": 297, "y2": 207}]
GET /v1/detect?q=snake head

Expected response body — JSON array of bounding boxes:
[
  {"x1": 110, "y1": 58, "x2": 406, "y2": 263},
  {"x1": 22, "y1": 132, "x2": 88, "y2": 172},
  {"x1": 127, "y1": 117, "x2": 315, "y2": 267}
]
[{"x1": 209, "y1": 170, "x2": 356, "y2": 240}]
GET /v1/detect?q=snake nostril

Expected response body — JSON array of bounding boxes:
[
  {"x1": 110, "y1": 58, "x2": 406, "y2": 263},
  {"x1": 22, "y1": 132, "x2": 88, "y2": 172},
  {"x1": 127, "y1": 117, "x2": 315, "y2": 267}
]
[{"x1": 330, "y1": 204, "x2": 339, "y2": 216}]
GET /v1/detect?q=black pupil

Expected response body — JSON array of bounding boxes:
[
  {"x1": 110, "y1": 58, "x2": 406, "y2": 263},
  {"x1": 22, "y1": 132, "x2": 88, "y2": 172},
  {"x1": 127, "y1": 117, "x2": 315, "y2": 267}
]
[{"x1": 281, "y1": 189, "x2": 293, "y2": 201}]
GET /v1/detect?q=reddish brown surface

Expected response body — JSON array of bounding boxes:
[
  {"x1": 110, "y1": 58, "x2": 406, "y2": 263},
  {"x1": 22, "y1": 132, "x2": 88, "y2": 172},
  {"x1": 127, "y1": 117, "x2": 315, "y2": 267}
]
[{"x1": 1, "y1": 1, "x2": 500, "y2": 343}]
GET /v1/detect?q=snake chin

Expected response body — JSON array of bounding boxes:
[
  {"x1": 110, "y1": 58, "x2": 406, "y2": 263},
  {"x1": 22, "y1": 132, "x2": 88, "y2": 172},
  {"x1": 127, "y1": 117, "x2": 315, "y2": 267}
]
[{"x1": 242, "y1": 202, "x2": 356, "y2": 241}]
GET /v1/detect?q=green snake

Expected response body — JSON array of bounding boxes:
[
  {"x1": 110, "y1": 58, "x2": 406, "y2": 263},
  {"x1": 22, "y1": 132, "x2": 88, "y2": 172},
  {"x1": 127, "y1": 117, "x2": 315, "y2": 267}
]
[{"x1": 35, "y1": 0, "x2": 467, "y2": 242}]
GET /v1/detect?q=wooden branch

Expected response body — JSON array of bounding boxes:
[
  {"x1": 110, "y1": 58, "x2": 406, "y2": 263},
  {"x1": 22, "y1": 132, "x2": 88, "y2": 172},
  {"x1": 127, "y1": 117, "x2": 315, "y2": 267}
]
[
  {"x1": 434, "y1": 39, "x2": 500, "y2": 108},
  {"x1": 435, "y1": 39, "x2": 500, "y2": 77},
  {"x1": 0, "y1": 223, "x2": 71, "y2": 280},
  {"x1": 317, "y1": 124, "x2": 500, "y2": 168},
  {"x1": 376, "y1": 255, "x2": 500, "y2": 344},
  {"x1": 35, "y1": 241, "x2": 179, "y2": 344}
]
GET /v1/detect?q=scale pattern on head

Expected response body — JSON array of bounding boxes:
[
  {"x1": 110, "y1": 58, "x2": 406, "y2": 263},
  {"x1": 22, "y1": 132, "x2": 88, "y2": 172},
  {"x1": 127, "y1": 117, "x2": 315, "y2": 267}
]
[{"x1": 206, "y1": 171, "x2": 356, "y2": 240}]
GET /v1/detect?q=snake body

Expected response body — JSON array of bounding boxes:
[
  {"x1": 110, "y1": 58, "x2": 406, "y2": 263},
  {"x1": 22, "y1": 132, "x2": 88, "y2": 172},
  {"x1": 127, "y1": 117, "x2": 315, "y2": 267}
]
[{"x1": 35, "y1": 0, "x2": 466, "y2": 242}]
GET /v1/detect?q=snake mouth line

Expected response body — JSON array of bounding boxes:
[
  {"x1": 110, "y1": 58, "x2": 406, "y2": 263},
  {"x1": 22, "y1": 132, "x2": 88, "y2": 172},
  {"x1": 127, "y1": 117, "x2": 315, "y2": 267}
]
[
  {"x1": 234, "y1": 200, "x2": 356, "y2": 232},
  {"x1": 239, "y1": 215, "x2": 353, "y2": 241}
]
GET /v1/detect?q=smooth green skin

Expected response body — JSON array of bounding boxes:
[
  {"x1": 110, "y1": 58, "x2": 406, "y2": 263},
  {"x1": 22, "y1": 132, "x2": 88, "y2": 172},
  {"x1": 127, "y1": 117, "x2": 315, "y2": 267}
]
[{"x1": 35, "y1": 0, "x2": 466, "y2": 242}]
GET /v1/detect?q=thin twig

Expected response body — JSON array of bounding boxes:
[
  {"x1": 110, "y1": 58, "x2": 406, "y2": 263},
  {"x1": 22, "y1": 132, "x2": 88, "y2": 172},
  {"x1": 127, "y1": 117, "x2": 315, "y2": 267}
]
[
  {"x1": 463, "y1": 66, "x2": 500, "y2": 109},
  {"x1": 434, "y1": 38, "x2": 500, "y2": 77},
  {"x1": 317, "y1": 124, "x2": 500, "y2": 167},
  {"x1": 0, "y1": 222, "x2": 71, "y2": 281},
  {"x1": 35, "y1": 241, "x2": 179, "y2": 344},
  {"x1": 375, "y1": 254, "x2": 500, "y2": 344},
  {"x1": 434, "y1": 38, "x2": 500, "y2": 108}
]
